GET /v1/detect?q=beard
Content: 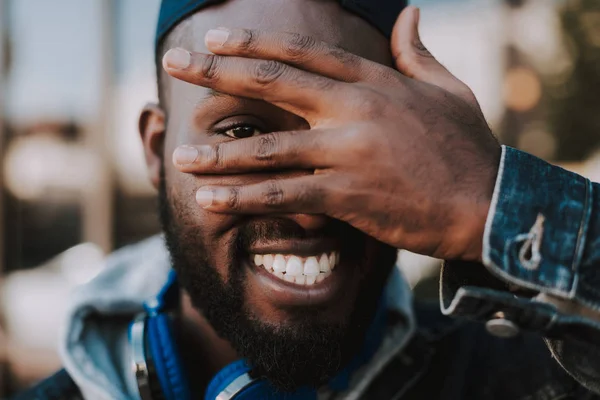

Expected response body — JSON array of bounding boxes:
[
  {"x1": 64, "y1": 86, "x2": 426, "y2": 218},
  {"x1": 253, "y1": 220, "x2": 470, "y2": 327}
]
[{"x1": 158, "y1": 169, "x2": 397, "y2": 391}]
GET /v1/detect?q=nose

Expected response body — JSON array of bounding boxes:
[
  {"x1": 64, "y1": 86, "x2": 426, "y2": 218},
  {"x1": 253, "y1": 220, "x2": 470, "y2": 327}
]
[{"x1": 283, "y1": 213, "x2": 330, "y2": 231}]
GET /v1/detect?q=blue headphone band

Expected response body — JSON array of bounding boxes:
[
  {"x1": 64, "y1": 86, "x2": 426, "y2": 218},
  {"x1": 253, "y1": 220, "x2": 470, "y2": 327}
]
[
  {"x1": 204, "y1": 360, "x2": 255, "y2": 400},
  {"x1": 130, "y1": 271, "x2": 388, "y2": 400},
  {"x1": 129, "y1": 270, "x2": 192, "y2": 400}
]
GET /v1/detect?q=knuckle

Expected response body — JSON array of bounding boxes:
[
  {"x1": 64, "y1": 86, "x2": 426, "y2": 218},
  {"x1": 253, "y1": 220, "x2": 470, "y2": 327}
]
[
  {"x1": 252, "y1": 60, "x2": 286, "y2": 87},
  {"x1": 291, "y1": 72, "x2": 335, "y2": 92},
  {"x1": 232, "y1": 28, "x2": 256, "y2": 52},
  {"x1": 350, "y1": 86, "x2": 387, "y2": 117},
  {"x1": 313, "y1": 76, "x2": 336, "y2": 91},
  {"x1": 284, "y1": 33, "x2": 318, "y2": 61},
  {"x1": 263, "y1": 181, "x2": 285, "y2": 208},
  {"x1": 342, "y1": 126, "x2": 372, "y2": 157},
  {"x1": 254, "y1": 134, "x2": 278, "y2": 162},
  {"x1": 413, "y1": 38, "x2": 433, "y2": 58},
  {"x1": 199, "y1": 54, "x2": 220, "y2": 81},
  {"x1": 206, "y1": 143, "x2": 223, "y2": 169},
  {"x1": 457, "y1": 84, "x2": 478, "y2": 105},
  {"x1": 296, "y1": 183, "x2": 320, "y2": 208},
  {"x1": 328, "y1": 45, "x2": 360, "y2": 69},
  {"x1": 226, "y1": 187, "x2": 241, "y2": 210}
]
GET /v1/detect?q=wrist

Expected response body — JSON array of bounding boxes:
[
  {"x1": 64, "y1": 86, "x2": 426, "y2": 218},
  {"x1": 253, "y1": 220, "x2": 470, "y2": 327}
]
[
  {"x1": 445, "y1": 158, "x2": 499, "y2": 262},
  {"x1": 457, "y1": 198, "x2": 489, "y2": 262}
]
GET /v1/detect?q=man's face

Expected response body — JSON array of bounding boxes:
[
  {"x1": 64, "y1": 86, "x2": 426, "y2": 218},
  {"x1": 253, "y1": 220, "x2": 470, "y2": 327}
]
[{"x1": 146, "y1": 0, "x2": 398, "y2": 390}]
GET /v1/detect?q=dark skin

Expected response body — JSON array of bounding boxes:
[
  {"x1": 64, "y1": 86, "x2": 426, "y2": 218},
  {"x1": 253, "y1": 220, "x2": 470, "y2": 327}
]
[
  {"x1": 140, "y1": 0, "x2": 398, "y2": 386},
  {"x1": 147, "y1": 2, "x2": 600, "y2": 393},
  {"x1": 163, "y1": 6, "x2": 501, "y2": 263}
]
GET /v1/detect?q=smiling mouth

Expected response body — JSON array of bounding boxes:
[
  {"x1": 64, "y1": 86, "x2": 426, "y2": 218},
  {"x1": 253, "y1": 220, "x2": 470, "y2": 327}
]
[{"x1": 251, "y1": 252, "x2": 339, "y2": 286}]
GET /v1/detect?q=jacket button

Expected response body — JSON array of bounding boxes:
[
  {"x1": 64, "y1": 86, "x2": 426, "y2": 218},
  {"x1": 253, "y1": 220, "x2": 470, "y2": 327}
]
[{"x1": 485, "y1": 312, "x2": 520, "y2": 338}]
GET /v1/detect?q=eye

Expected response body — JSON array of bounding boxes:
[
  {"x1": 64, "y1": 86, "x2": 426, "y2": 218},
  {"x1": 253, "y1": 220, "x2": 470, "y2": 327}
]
[{"x1": 222, "y1": 124, "x2": 263, "y2": 139}]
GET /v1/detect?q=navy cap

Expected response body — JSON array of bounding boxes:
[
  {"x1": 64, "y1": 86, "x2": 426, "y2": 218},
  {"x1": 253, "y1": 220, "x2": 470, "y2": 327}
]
[{"x1": 156, "y1": 0, "x2": 408, "y2": 51}]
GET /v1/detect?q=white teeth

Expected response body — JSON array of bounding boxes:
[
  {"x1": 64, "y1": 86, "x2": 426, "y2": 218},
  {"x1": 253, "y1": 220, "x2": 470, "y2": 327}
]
[
  {"x1": 263, "y1": 254, "x2": 274, "y2": 271},
  {"x1": 319, "y1": 254, "x2": 331, "y2": 273},
  {"x1": 251, "y1": 251, "x2": 339, "y2": 286},
  {"x1": 304, "y1": 257, "x2": 320, "y2": 276},
  {"x1": 286, "y1": 256, "x2": 304, "y2": 276},
  {"x1": 273, "y1": 254, "x2": 287, "y2": 273},
  {"x1": 329, "y1": 252, "x2": 339, "y2": 270}
]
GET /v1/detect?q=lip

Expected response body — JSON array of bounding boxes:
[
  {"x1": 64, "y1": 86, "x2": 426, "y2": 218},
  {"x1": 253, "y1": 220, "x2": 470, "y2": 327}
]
[
  {"x1": 248, "y1": 238, "x2": 338, "y2": 257},
  {"x1": 246, "y1": 257, "x2": 350, "y2": 307}
]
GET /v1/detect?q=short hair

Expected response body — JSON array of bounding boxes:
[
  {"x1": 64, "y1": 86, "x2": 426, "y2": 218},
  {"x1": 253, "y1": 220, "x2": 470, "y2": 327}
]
[{"x1": 155, "y1": 18, "x2": 193, "y2": 108}]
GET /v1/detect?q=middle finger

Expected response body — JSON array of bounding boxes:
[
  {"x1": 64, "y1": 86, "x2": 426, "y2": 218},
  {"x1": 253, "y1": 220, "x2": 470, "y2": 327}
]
[{"x1": 163, "y1": 48, "x2": 353, "y2": 123}]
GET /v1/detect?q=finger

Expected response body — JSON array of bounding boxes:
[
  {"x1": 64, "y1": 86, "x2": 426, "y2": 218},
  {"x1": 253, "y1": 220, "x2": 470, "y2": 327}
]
[
  {"x1": 391, "y1": 6, "x2": 477, "y2": 106},
  {"x1": 172, "y1": 129, "x2": 337, "y2": 174},
  {"x1": 162, "y1": 48, "x2": 352, "y2": 122},
  {"x1": 194, "y1": 175, "x2": 331, "y2": 214},
  {"x1": 204, "y1": 28, "x2": 393, "y2": 84}
]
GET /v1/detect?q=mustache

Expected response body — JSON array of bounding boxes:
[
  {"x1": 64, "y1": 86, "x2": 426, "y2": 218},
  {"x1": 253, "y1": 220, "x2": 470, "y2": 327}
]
[
  {"x1": 238, "y1": 218, "x2": 342, "y2": 245},
  {"x1": 236, "y1": 217, "x2": 367, "y2": 258}
]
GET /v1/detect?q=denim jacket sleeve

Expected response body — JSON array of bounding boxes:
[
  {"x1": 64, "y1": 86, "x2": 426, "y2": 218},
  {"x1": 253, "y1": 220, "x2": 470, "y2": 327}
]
[{"x1": 439, "y1": 145, "x2": 600, "y2": 394}]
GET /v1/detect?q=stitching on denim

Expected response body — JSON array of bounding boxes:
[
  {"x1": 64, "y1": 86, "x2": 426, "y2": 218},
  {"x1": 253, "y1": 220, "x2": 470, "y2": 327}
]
[
  {"x1": 504, "y1": 232, "x2": 531, "y2": 273},
  {"x1": 570, "y1": 178, "x2": 593, "y2": 299},
  {"x1": 482, "y1": 146, "x2": 506, "y2": 269},
  {"x1": 490, "y1": 234, "x2": 570, "y2": 296},
  {"x1": 518, "y1": 214, "x2": 545, "y2": 270}
]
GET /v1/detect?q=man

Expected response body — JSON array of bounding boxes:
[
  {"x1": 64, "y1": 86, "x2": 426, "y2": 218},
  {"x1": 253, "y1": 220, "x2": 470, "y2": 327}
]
[{"x1": 14, "y1": 0, "x2": 600, "y2": 399}]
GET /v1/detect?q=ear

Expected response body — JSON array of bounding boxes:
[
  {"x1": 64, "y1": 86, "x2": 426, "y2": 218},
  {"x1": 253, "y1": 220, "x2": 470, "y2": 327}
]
[{"x1": 139, "y1": 103, "x2": 166, "y2": 189}]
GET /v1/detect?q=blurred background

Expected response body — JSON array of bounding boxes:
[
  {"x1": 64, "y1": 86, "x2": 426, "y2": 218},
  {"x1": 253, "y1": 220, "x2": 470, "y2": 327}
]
[{"x1": 0, "y1": 0, "x2": 599, "y2": 396}]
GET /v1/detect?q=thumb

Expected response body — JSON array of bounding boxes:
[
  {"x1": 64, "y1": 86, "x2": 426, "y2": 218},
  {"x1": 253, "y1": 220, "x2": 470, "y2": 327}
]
[{"x1": 391, "y1": 6, "x2": 477, "y2": 106}]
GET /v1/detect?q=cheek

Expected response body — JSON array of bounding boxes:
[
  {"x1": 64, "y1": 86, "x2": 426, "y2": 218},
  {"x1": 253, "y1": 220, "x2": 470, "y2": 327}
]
[{"x1": 165, "y1": 169, "x2": 243, "y2": 281}]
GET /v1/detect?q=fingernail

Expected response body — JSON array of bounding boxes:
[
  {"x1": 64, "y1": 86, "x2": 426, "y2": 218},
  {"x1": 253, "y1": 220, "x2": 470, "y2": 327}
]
[
  {"x1": 196, "y1": 189, "x2": 214, "y2": 208},
  {"x1": 205, "y1": 28, "x2": 230, "y2": 47},
  {"x1": 173, "y1": 146, "x2": 199, "y2": 165},
  {"x1": 415, "y1": 7, "x2": 421, "y2": 24},
  {"x1": 163, "y1": 48, "x2": 191, "y2": 70}
]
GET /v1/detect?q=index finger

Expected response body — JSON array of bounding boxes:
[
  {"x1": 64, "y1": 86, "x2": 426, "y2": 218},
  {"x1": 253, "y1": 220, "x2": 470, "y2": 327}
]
[
  {"x1": 162, "y1": 48, "x2": 352, "y2": 123},
  {"x1": 204, "y1": 28, "x2": 395, "y2": 84}
]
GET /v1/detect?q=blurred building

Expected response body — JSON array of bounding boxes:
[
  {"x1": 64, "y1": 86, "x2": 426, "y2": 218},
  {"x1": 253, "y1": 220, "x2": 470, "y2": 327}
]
[{"x1": 0, "y1": 0, "x2": 599, "y2": 396}]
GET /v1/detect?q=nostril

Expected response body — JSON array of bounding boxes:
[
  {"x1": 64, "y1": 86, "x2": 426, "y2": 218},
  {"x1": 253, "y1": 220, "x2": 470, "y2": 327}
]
[{"x1": 285, "y1": 213, "x2": 330, "y2": 231}]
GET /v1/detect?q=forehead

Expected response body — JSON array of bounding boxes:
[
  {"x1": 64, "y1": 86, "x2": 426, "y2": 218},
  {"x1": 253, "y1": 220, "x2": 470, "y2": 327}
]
[{"x1": 177, "y1": 0, "x2": 391, "y2": 65}]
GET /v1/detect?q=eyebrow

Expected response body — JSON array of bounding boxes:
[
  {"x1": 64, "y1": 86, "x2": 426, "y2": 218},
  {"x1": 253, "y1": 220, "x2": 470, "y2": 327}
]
[
  {"x1": 203, "y1": 89, "x2": 229, "y2": 100},
  {"x1": 190, "y1": 88, "x2": 233, "y2": 111}
]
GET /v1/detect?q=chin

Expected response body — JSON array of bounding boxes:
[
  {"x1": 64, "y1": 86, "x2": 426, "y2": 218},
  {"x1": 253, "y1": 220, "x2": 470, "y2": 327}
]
[{"x1": 159, "y1": 178, "x2": 398, "y2": 391}]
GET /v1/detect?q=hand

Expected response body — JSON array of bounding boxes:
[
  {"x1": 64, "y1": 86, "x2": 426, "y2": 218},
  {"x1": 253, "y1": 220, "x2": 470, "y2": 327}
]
[{"x1": 163, "y1": 6, "x2": 501, "y2": 261}]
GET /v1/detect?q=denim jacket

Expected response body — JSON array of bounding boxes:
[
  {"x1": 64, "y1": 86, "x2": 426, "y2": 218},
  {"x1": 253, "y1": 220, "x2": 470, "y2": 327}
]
[
  {"x1": 12, "y1": 146, "x2": 600, "y2": 400},
  {"x1": 440, "y1": 145, "x2": 600, "y2": 395}
]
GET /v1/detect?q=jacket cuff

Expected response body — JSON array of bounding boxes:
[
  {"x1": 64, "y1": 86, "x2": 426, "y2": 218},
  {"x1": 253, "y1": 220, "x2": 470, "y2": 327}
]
[
  {"x1": 482, "y1": 146, "x2": 593, "y2": 303},
  {"x1": 439, "y1": 260, "x2": 600, "y2": 342}
]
